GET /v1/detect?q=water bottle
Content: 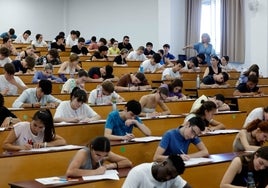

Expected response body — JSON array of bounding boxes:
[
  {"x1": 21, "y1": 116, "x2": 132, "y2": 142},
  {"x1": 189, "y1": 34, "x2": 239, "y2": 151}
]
[
  {"x1": 247, "y1": 172, "x2": 256, "y2": 188},
  {"x1": 43, "y1": 57, "x2": 47, "y2": 65},
  {"x1": 196, "y1": 74, "x2": 200, "y2": 89},
  {"x1": 111, "y1": 91, "x2": 117, "y2": 111},
  {"x1": 139, "y1": 66, "x2": 144, "y2": 73}
]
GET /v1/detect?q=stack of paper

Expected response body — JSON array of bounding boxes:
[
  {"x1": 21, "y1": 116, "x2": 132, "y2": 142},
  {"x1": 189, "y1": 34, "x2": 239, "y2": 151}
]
[
  {"x1": 20, "y1": 145, "x2": 83, "y2": 152},
  {"x1": 35, "y1": 177, "x2": 67, "y2": 185},
  {"x1": 131, "y1": 136, "x2": 162, "y2": 142},
  {"x1": 184, "y1": 157, "x2": 213, "y2": 167},
  {"x1": 82, "y1": 170, "x2": 119, "y2": 181},
  {"x1": 206, "y1": 129, "x2": 239, "y2": 135}
]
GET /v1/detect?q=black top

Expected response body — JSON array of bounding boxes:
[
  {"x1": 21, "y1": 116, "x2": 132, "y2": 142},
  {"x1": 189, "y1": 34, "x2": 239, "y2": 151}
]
[
  {"x1": 71, "y1": 45, "x2": 89, "y2": 55},
  {"x1": 51, "y1": 42, "x2": 65, "y2": 52},
  {"x1": 90, "y1": 51, "x2": 108, "y2": 60},
  {"x1": 236, "y1": 83, "x2": 259, "y2": 93},
  {"x1": 88, "y1": 67, "x2": 114, "y2": 80},
  {"x1": 113, "y1": 55, "x2": 127, "y2": 65},
  {"x1": 12, "y1": 60, "x2": 28, "y2": 73},
  {"x1": 118, "y1": 42, "x2": 133, "y2": 51},
  {"x1": 144, "y1": 49, "x2": 155, "y2": 56},
  {"x1": 0, "y1": 106, "x2": 17, "y2": 125}
]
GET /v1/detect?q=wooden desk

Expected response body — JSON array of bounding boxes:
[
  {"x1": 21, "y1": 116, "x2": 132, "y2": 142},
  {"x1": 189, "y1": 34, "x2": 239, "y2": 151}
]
[{"x1": 236, "y1": 95, "x2": 268, "y2": 115}]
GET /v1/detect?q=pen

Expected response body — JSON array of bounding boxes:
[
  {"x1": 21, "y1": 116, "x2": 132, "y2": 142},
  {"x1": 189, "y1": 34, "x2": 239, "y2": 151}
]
[
  {"x1": 98, "y1": 160, "x2": 101, "y2": 167},
  {"x1": 180, "y1": 149, "x2": 185, "y2": 155}
]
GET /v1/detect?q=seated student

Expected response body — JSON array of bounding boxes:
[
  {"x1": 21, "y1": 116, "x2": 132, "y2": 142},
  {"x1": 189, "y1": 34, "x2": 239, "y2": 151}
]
[
  {"x1": 36, "y1": 48, "x2": 61, "y2": 65},
  {"x1": 0, "y1": 28, "x2": 17, "y2": 40},
  {"x1": 113, "y1": 48, "x2": 128, "y2": 66},
  {"x1": 202, "y1": 55, "x2": 222, "y2": 78},
  {"x1": 90, "y1": 45, "x2": 109, "y2": 61},
  {"x1": 71, "y1": 37, "x2": 89, "y2": 55},
  {"x1": 88, "y1": 65, "x2": 116, "y2": 82},
  {"x1": 66, "y1": 136, "x2": 132, "y2": 177},
  {"x1": 118, "y1": 36, "x2": 133, "y2": 52},
  {"x1": 18, "y1": 45, "x2": 39, "y2": 61},
  {"x1": 66, "y1": 30, "x2": 78, "y2": 48},
  {"x1": 233, "y1": 74, "x2": 263, "y2": 97},
  {"x1": 104, "y1": 100, "x2": 151, "y2": 141},
  {"x1": 126, "y1": 46, "x2": 147, "y2": 61},
  {"x1": 0, "y1": 47, "x2": 12, "y2": 67},
  {"x1": 1, "y1": 37, "x2": 18, "y2": 55},
  {"x1": 108, "y1": 40, "x2": 120, "y2": 55},
  {"x1": 243, "y1": 106, "x2": 268, "y2": 128},
  {"x1": 153, "y1": 116, "x2": 209, "y2": 162},
  {"x1": 139, "y1": 53, "x2": 163, "y2": 73},
  {"x1": 0, "y1": 63, "x2": 27, "y2": 96},
  {"x1": 12, "y1": 56, "x2": 36, "y2": 74},
  {"x1": 163, "y1": 44, "x2": 175, "y2": 60},
  {"x1": 200, "y1": 72, "x2": 229, "y2": 88},
  {"x1": 61, "y1": 69, "x2": 88, "y2": 94},
  {"x1": 0, "y1": 93, "x2": 20, "y2": 127},
  {"x1": 158, "y1": 49, "x2": 174, "y2": 68},
  {"x1": 32, "y1": 63, "x2": 63, "y2": 83},
  {"x1": 2, "y1": 109, "x2": 66, "y2": 151},
  {"x1": 122, "y1": 155, "x2": 191, "y2": 188},
  {"x1": 220, "y1": 146, "x2": 268, "y2": 188},
  {"x1": 161, "y1": 60, "x2": 186, "y2": 81},
  {"x1": 190, "y1": 94, "x2": 230, "y2": 113},
  {"x1": 181, "y1": 57, "x2": 200, "y2": 72},
  {"x1": 184, "y1": 100, "x2": 225, "y2": 131},
  {"x1": 54, "y1": 87, "x2": 100, "y2": 123},
  {"x1": 195, "y1": 53, "x2": 206, "y2": 65},
  {"x1": 143, "y1": 42, "x2": 156, "y2": 58},
  {"x1": 220, "y1": 55, "x2": 235, "y2": 72},
  {"x1": 31, "y1": 34, "x2": 47, "y2": 47},
  {"x1": 51, "y1": 35, "x2": 65, "y2": 52},
  {"x1": 233, "y1": 119, "x2": 268, "y2": 152},
  {"x1": 14, "y1": 30, "x2": 31, "y2": 44},
  {"x1": 12, "y1": 80, "x2": 61, "y2": 108},
  {"x1": 89, "y1": 80, "x2": 125, "y2": 105},
  {"x1": 160, "y1": 79, "x2": 187, "y2": 101},
  {"x1": 115, "y1": 72, "x2": 151, "y2": 92},
  {"x1": 236, "y1": 64, "x2": 259, "y2": 86},
  {"x1": 139, "y1": 87, "x2": 171, "y2": 117},
  {"x1": 58, "y1": 53, "x2": 82, "y2": 81}
]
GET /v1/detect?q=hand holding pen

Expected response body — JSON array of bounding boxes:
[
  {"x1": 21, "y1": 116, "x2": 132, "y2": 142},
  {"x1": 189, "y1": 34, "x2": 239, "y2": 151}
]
[
  {"x1": 95, "y1": 160, "x2": 106, "y2": 175},
  {"x1": 180, "y1": 149, "x2": 190, "y2": 161},
  {"x1": 122, "y1": 132, "x2": 135, "y2": 142}
]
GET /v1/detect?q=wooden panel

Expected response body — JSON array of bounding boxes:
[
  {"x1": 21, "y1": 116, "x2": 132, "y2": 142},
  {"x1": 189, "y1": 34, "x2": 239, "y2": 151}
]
[{"x1": 237, "y1": 95, "x2": 268, "y2": 115}]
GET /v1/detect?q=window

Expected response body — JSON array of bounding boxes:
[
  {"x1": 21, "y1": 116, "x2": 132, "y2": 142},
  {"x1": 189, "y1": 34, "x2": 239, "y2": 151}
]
[{"x1": 200, "y1": 0, "x2": 221, "y2": 54}]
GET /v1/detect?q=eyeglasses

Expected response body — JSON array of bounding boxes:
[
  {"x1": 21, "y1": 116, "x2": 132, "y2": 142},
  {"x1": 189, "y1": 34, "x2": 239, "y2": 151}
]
[{"x1": 191, "y1": 126, "x2": 199, "y2": 138}]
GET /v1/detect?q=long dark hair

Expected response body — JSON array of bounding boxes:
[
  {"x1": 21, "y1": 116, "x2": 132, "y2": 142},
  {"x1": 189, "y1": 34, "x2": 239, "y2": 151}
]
[{"x1": 32, "y1": 109, "x2": 55, "y2": 142}]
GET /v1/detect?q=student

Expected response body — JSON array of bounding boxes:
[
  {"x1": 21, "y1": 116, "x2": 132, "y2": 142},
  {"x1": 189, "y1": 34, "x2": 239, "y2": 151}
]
[
  {"x1": 32, "y1": 63, "x2": 63, "y2": 83},
  {"x1": 0, "y1": 63, "x2": 27, "y2": 95},
  {"x1": 0, "y1": 93, "x2": 20, "y2": 127},
  {"x1": 104, "y1": 100, "x2": 151, "y2": 141},
  {"x1": 181, "y1": 57, "x2": 199, "y2": 72},
  {"x1": 14, "y1": 30, "x2": 31, "y2": 44},
  {"x1": 12, "y1": 56, "x2": 36, "y2": 74},
  {"x1": 161, "y1": 60, "x2": 186, "y2": 81},
  {"x1": 184, "y1": 100, "x2": 225, "y2": 131},
  {"x1": 0, "y1": 47, "x2": 12, "y2": 67},
  {"x1": 108, "y1": 40, "x2": 120, "y2": 55},
  {"x1": 236, "y1": 64, "x2": 259, "y2": 86},
  {"x1": 220, "y1": 146, "x2": 268, "y2": 188},
  {"x1": 31, "y1": 34, "x2": 47, "y2": 47},
  {"x1": 118, "y1": 35, "x2": 133, "y2": 51},
  {"x1": 0, "y1": 28, "x2": 17, "y2": 39},
  {"x1": 54, "y1": 87, "x2": 100, "y2": 123},
  {"x1": 163, "y1": 44, "x2": 175, "y2": 60},
  {"x1": 233, "y1": 119, "x2": 268, "y2": 152},
  {"x1": 66, "y1": 30, "x2": 78, "y2": 47},
  {"x1": 12, "y1": 80, "x2": 61, "y2": 108},
  {"x1": 66, "y1": 136, "x2": 132, "y2": 177},
  {"x1": 2, "y1": 109, "x2": 66, "y2": 151},
  {"x1": 122, "y1": 155, "x2": 192, "y2": 188},
  {"x1": 160, "y1": 78, "x2": 187, "y2": 101},
  {"x1": 51, "y1": 35, "x2": 65, "y2": 52},
  {"x1": 126, "y1": 46, "x2": 147, "y2": 61},
  {"x1": 71, "y1": 37, "x2": 89, "y2": 55},
  {"x1": 91, "y1": 45, "x2": 109, "y2": 61},
  {"x1": 115, "y1": 72, "x2": 151, "y2": 92},
  {"x1": 202, "y1": 55, "x2": 222, "y2": 78},
  {"x1": 18, "y1": 45, "x2": 39, "y2": 61},
  {"x1": 190, "y1": 94, "x2": 230, "y2": 113},
  {"x1": 233, "y1": 74, "x2": 263, "y2": 97},
  {"x1": 143, "y1": 42, "x2": 155, "y2": 58},
  {"x1": 89, "y1": 81, "x2": 125, "y2": 105},
  {"x1": 153, "y1": 116, "x2": 209, "y2": 162},
  {"x1": 220, "y1": 55, "x2": 234, "y2": 72},
  {"x1": 113, "y1": 48, "x2": 128, "y2": 66},
  {"x1": 139, "y1": 87, "x2": 171, "y2": 117},
  {"x1": 139, "y1": 53, "x2": 163, "y2": 73},
  {"x1": 88, "y1": 65, "x2": 115, "y2": 82},
  {"x1": 36, "y1": 48, "x2": 61, "y2": 65},
  {"x1": 1, "y1": 37, "x2": 18, "y2": 55},
  {"x1": 243, "y1": 106, "x2": 268, "y2": 128},
  {"x1": 61, "y1": 69, "x2": 88, "y2": 93},
  {"x1": 200, "y1": 72, "x2": 229, "y2": 88}
]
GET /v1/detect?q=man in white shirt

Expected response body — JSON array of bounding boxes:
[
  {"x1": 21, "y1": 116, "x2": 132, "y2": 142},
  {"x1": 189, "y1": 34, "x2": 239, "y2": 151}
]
[
  {"x1": 243, "y1": 106, "x2": 268, "y2": 128},
  {"x1": 162, "y1": 60, "x2": 185, "y2": 80},
  {"x1": 122, "y1": 155, "x2": 192, "y2": 188},
  {"x1": 0, "y1": 47, "x2": 12, "y2": 67},
  {"x1": 139, "y1": 53, "x2": 163, "y2": 73},
  {"x1": 14, "y1": 30, "x2": 31, "y2": 43},
  {"x1": 127, "y1": 46, "x2": 147, "y2": 61}
]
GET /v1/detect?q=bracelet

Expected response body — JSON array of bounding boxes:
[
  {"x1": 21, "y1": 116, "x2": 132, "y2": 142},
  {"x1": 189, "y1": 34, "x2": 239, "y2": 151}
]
[{"x1": 44, "y1": 142, "x2": 47, "y2": 148}]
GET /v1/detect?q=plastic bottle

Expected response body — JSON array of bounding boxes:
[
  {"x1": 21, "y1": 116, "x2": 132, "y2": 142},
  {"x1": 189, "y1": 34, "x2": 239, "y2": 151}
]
[
  {"x1": 247, "y1": 172, "x2": 256, "y2": 188},
  {"x1": 196, "y1": 74, "x2": 200, "y2": 89},
  {"x1": 111, "y1": 91, "x2": 117, "y2": 111},
  {"x1": 43, "y1": 58, "x2": 47, "y2": 65},
  {"x1": 139, "y1": 66, "x2": 144, "y2": 73}
]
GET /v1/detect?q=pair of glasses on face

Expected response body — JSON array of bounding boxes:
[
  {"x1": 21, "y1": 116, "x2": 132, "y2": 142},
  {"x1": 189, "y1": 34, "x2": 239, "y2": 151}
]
[{"x1": 190, "y1": 126, "x2": 199, "y2": 138}]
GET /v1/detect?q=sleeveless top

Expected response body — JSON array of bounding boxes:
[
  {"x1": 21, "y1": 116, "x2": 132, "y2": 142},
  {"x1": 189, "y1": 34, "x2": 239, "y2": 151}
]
[{"x1": 208, "y1": 66, "x2": 222, "y2": 76}]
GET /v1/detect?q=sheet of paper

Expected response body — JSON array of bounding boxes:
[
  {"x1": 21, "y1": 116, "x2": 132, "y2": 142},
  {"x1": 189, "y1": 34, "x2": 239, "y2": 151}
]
[
  {"x1": 20, "y1": 145, "x2": 83, "y2": 152},
  {"x1": 35, "y1": 177, "x2": 67, "y2": 185},
  {"x1": 206, "y1": 129, "x2": 239, "y2": 135},
  {"x1": 82, "y1": 170, "x2": 119, "y2": 181},
  {"x1": 131, "y1": 136, "x2": 162, "y2": 142},
  {"x1": 184, "y1": 157, "x2": 213, "y2": 166},
  {"x1": 0, "y1": 127, "x2": 5, "y2": 131}
]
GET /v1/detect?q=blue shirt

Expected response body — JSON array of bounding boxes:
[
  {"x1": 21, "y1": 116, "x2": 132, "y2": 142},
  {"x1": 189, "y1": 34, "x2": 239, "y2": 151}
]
[
  {"x1": 105, "y1": 110, "x2": 142, "y2": 136},
  {"x1": 159, "y1": 127, "x2": 200, "y2": 155},
  {"x1": 32, "y1": 71, "x2": 63, "y2": 83},
  {"x1": 193, "y1": 43, "x2": 215, "y2": 65}
]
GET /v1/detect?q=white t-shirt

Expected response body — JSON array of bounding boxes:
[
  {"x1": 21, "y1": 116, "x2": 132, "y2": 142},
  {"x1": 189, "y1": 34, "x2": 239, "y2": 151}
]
[
  {"x1": 54, "y1": 101, "x2": 98, "y2": 120},
  {"x1": 189, "y1": 95, "x2": 208, "y2": 113},
  {"x1": 61, "y1": 78, "x2": 77, "y2": 93},
  {"x1": 0, "y1": 57, "x2": 12, "y2": 67},
  {"x1": 13, "y1": 122, "x2": 44, "y2": 146},
  {"x1": 66, "y1": 35, "x2": 78, "y2": 47},
  {"x1": 0, "y1": 75, "x2": 26, "y2": 95},
  {"x1": 14, "y1": 34, "x2": 31, "y2": 43},
  {"x1": 243, "y1": 107, "x2": 264, "y2": 128},
  {"x1": 140, "y1": 59, "x2": 162, "y2": 73},
  {"x1": 122, "y1": 163, "x2": 187, "y2": 188},
  {"x1": 161, "y1": 67, "x2": 181, "y2": 80},
  {"x1": 89, "y1": 87, "x2": 120, "y2": 105},
  {"x1": 127, "y1": 51, "x2": 147, "y2": 61}
]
